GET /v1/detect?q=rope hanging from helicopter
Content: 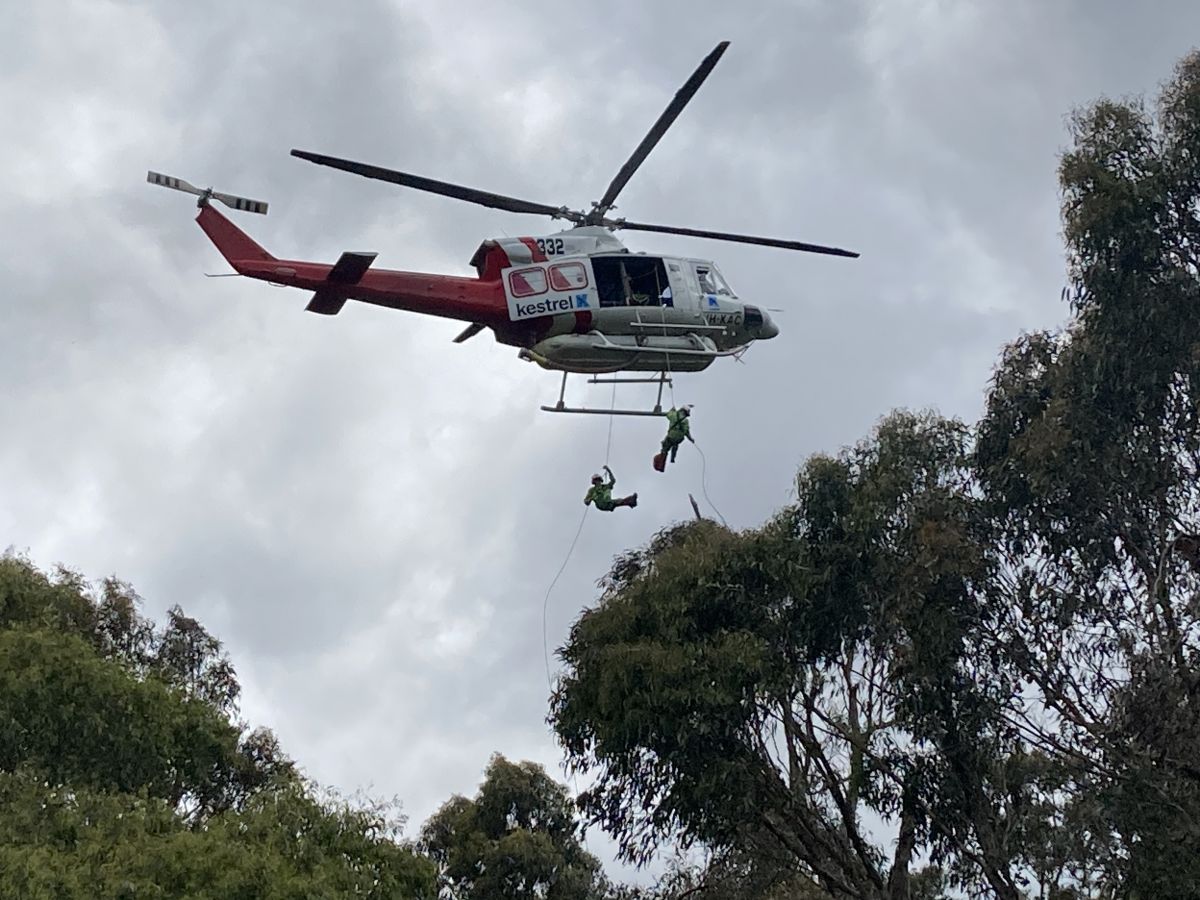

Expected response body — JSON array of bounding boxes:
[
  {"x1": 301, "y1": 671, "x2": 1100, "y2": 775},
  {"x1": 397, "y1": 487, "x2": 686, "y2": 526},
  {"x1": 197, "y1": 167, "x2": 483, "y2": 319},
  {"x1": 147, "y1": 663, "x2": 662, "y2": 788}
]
[
  {"x1": 541, "y1": 380, "x2": 618, "y2": 689},
  {"x1": 652, "y1": 267, "x2": 726, "y2": 528},
  {"x1": 669, "y1": 353, "x2": 726, "y2": 527},
  {"x1": 696, "y1": 444, "x2": 728, "y2": 527}
]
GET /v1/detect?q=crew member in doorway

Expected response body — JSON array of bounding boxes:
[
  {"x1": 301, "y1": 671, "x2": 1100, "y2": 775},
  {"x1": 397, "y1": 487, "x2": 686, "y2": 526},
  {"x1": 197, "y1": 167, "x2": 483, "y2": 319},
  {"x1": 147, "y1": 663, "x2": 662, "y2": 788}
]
[{"x1": 584, "y1": 465, "x2": 638, "y2": 511}]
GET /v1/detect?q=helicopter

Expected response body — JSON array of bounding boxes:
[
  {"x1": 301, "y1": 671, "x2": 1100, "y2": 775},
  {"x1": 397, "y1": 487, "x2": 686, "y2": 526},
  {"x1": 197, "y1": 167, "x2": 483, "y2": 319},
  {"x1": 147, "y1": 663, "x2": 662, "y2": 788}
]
[{"x1": 148, "y1": 41, "x2": 857, "y2": 416}]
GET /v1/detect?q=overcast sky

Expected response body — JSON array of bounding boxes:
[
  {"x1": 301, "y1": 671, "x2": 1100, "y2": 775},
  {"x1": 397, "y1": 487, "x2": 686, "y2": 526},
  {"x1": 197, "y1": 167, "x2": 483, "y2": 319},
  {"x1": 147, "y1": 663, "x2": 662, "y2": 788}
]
[{"x1": 3, "y1": 0, "x2": 1198, "y2": 882}]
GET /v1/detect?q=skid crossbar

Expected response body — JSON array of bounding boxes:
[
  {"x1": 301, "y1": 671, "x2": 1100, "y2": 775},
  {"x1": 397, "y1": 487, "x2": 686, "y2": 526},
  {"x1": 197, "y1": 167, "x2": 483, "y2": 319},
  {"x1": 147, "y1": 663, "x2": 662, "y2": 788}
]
[
  {"x1": 540, "y1": 371, "x2": 671, "y2": 416},
  {"x1": 587, "y1": 376, "x2": 674, "y2": 385},
  {"x1": 540, "y1": 405, "x2": 667, "y2": 417}
]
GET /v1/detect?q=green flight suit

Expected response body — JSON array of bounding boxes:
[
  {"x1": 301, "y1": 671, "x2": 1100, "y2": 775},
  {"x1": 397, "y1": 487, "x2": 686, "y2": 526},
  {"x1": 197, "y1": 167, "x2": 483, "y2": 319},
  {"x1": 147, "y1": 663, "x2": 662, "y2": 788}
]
[
  {"x1": 661, "y1": 408, "x2": 692, "y2": 462},
  {"x1": 585, "y1": 472, "x2": 618, "y2": 511},
  {"x1": 585, "y1": 468, "x2": 638, "y2": 511}
]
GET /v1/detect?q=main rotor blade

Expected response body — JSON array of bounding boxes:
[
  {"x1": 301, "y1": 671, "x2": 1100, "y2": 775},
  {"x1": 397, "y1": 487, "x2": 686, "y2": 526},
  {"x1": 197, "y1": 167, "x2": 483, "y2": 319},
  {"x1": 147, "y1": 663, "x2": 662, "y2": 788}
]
[
  {"x1": 291, "y1": 150, "x2": 582, "y2": 222},
  {"x1": 591, "y1": 41, "x2": 730, "y2": 221},
  {"x1": 613, "y1": 219, "x2": 860, "y2": 257}
]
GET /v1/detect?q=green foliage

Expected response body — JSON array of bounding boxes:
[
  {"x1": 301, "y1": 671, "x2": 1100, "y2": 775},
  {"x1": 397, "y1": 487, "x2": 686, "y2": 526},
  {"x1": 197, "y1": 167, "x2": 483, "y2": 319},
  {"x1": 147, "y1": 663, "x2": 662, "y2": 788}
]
[
  {"x1": 635, "y1": 848, "x2": 829, "y2": 900},
  {"x1": 153, "y1": 604, "x2": 241, "y2": 714},
  {"x1": 0, "y1": 769, "x2": 436, "y2": 899},
  {"x1": 0, "y1": 552, "x2": 436, "y2": 899},
  {"x1": 977, "y1": 48, "x2": 1200, "y2": 898},
  {"x1": 0, "y1": 555, "x2": 99, "y2": 637},
  {"x1": 0, "y1": 625, "x2": 243, "y2": 812},
  {"x1": 0, "y1": 553, "x2": 288, "y2": 820},
  {"x1": 552, "y1": 50, "x2": 1200, "y2": 900},
  {"x1": 420, "y1": 754, "x2": 603, "y2": 900}
]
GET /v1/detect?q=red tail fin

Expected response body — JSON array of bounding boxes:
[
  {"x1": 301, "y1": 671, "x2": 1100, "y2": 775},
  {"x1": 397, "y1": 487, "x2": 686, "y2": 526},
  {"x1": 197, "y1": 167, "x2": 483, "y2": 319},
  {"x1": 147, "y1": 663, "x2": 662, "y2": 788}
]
[{"x1": 196, "y1": 203, "x2": 275, "y2": 268}]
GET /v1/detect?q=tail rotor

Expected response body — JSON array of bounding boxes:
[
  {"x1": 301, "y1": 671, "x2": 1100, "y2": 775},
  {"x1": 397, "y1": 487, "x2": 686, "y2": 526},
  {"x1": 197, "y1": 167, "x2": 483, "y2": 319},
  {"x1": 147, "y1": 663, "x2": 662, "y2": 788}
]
[{"x1": 146, "y1": 171, "x2": 269, "y2": 215}]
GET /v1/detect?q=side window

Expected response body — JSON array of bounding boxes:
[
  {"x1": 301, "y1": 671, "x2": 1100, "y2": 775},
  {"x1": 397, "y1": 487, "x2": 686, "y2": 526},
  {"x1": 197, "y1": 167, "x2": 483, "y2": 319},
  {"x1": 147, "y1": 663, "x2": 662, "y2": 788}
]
[
  {"x1": 508, "y1": 267, "x2": 547, "y2": 298},
  {"x1": 549, "y1": 262, "x2": 588, "y2": 292},
  {"x1": 695, "y1": 264, "x2": 735, "y2": 297}
]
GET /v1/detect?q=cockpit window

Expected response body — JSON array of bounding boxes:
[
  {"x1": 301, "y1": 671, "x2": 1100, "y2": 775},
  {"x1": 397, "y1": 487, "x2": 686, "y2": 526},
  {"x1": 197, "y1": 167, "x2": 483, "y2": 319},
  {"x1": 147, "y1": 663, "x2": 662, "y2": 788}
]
[{"x1": 695, "y1": 264, "x2": 735, "y2": 297}]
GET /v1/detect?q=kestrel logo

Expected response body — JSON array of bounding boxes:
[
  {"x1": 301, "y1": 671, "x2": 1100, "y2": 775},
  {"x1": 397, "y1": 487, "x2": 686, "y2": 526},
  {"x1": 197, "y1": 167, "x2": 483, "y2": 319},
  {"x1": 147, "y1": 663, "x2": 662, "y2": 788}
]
[
  {"x1": 707, "y1": 294, "x2": 720, "y2": 308},
  {"x1": 512, "y1": 295, "x2": 585, "y2": 319}
]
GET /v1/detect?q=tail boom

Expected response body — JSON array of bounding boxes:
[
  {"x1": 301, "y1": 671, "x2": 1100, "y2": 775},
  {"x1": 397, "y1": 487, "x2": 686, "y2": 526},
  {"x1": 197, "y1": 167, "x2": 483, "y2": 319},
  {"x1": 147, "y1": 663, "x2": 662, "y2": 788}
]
[
  {"x1": 197, "y1": 204, "x2": 275, "y2": 264},
  {"x1": 196, "y1": 203, "x2": 504, "y2": 324}
]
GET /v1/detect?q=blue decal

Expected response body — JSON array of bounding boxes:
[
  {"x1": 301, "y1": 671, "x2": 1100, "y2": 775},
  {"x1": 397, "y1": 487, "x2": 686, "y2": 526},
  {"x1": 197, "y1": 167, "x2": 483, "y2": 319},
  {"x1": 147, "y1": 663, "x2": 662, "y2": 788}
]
[
  {"x1": 706, "y1": 294, "x2": 719, "y2": 308},
  {"x1": 574, "y1": 293, "x2": 590, "y2": 308}
]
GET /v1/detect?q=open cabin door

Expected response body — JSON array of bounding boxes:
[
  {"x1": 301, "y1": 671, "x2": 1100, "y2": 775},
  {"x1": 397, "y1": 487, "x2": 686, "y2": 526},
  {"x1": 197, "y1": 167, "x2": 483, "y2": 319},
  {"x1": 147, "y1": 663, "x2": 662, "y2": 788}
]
[
  {"x1": 590, "y1": 255, "x2": 673, "y2": 308},
  {"x1": 663, "y1": 258, "x2": 694, "y2": 311}
]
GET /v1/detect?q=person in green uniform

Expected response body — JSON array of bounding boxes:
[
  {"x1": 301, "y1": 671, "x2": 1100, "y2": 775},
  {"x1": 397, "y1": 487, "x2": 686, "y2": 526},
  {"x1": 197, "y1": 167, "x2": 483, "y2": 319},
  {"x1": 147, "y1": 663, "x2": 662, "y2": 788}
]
[
  {"x1": 656, "y1": 405, "x2": 694, "y2": 469},
  {"x1": 584, "y1": 465, "x2": 638, "y2": 511}
]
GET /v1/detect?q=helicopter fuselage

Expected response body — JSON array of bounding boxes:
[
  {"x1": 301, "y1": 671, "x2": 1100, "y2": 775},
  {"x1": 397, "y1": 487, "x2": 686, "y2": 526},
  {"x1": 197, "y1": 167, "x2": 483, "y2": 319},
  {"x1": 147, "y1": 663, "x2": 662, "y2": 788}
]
[
  {"x1": 155, "y1": 37, "x2": 853, "y2": 395},
  {"x1": 474, "y1": 228, "x2": 778, "y2": 373},
  {"x1": 191, "y1": 203, "x2": 777, "y2": 376}
]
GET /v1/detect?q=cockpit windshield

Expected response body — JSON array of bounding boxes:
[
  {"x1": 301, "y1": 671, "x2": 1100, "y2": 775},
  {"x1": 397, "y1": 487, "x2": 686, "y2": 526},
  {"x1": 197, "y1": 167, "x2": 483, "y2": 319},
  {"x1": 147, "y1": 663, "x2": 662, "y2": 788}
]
[{"x1": 695, "y1": 263, "x2": 736, "y2": 298}]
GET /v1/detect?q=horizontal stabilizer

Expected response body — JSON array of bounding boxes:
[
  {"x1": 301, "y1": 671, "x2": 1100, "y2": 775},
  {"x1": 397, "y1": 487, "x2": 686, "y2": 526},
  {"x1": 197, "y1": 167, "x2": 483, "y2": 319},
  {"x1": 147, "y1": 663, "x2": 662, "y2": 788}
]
[
  {"x1": 147, "y1": 171, "x2": 268, "y2": 215},
  {"x1": 453, "y1": 322, "x2": 486, "y2": 343},
  {"x1": 327, "y1": 251, "x2": 377, "y2": 284},
  {"x1": 305, "y1": 289, "x2": 347, "y2": 316},
  {"x1": 303, "y1": 251, "x2": 377, "y2": 315}
]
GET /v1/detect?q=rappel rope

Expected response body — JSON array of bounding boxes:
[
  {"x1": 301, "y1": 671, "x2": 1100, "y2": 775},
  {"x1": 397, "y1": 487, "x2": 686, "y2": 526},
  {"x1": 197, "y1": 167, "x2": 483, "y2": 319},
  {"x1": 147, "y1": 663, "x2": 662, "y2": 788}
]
[
  {"x1": 695, "y1": 443, "x2": 728, "y2": 527},
  {"x1": 541, "y1": 381, "x2": 618, "y2": 690},
  {"x1": 658, "y1": 267, "x2": 678, "y2": 410},
  {"x1": 541, "y1": 506, "x2": 588, "y2": 688},
  {"x1": 656, "y1": 276, "x2": 724, "y2": 526},
  {"x1": 540, "y1": 276, "x2": 731, "y2": 688},
  {"x1": 603, "y1": 379, "x2": 617, "y2": 465}
]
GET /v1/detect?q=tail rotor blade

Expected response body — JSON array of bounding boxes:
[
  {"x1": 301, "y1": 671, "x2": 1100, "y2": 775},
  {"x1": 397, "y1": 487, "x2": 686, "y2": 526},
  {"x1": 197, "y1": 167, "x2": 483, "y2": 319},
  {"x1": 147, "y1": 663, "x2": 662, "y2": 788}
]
[
  {"x1": 211, "y1": 190, "x2": 269, "y2": 215},
  {"x1": 147, "y1": 171, "x2": 202, "y2": 196}
]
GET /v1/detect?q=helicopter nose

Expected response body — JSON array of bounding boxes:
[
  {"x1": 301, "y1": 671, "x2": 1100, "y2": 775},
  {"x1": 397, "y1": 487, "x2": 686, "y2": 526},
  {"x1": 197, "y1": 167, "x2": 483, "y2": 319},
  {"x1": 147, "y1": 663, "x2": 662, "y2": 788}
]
[
  {"x1": 744, "y1": 305, "x2": 779, "y2": 339},
  {"x1": 759, "y1": 311, "x2": 779, "y2": 339}
]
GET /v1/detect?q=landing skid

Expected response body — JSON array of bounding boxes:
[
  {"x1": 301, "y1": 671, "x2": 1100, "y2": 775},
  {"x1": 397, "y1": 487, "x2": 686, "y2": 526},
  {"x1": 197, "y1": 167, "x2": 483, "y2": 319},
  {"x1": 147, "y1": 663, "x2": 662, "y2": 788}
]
[{"x1": 541, "y1": 371, "x2": 671, "y2": 417}]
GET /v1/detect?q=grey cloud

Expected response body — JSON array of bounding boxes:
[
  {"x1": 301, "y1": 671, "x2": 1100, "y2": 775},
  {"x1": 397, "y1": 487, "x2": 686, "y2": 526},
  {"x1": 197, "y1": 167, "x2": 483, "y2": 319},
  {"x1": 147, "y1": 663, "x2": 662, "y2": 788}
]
[{"x1": 4, "y1": 0, "x2": 1200, "y2": 886}]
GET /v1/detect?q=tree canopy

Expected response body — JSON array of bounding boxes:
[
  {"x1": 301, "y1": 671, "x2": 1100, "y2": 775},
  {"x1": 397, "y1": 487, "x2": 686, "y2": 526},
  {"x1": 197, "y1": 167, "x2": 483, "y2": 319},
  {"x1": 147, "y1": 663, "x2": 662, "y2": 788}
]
[
  {"x1": 0, "y1": 552, "x2": 437, "y2": 899},
  {"x1": 550, "y1": 50, "x2": 1200, "y2": 900},
  {"x1": 0, "y1": 553, "x2": 613, "y2": 899},
  {"x1": 420, "y1": 753, "x2": 606, "y2": 900}
]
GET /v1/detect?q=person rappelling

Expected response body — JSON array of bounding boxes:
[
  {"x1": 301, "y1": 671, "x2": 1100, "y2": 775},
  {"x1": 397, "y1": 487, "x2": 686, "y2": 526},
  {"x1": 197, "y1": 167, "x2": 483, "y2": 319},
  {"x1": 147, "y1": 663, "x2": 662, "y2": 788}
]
[
  {"x1": 584, "y1": 465, "x2": 638, "y2": 511},
  {"x1": 653, "y1": 405, "x2": 694, "y2": 471}
]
